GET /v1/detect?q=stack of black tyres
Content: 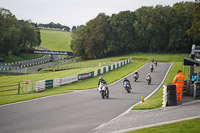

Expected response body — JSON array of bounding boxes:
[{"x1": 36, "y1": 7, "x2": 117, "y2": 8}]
[{"x1": 167, "y1": 84, "x2": 177, "y2": 106}]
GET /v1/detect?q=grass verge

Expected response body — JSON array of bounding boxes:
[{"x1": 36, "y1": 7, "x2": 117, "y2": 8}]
[
  {"x1": 1, "y1": 54, "x2": 43, "y2": 63},
  {"x1": 126, "y1": 118, "x2": 200, "y2": 133}
]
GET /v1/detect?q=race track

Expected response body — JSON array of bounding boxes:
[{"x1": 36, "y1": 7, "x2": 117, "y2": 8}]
[{"x1": 0, "y1": 62, "x2": 171, "y2": 133}]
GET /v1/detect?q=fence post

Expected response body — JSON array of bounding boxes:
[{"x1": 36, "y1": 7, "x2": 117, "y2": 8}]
[{"x1": 18, "y1": 82, "x2": 20, "y2": 94}]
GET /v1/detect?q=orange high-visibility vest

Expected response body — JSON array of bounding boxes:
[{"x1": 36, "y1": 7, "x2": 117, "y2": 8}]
[{"x1": 173, "y1": 72, "x2": 184, "y2": 101}]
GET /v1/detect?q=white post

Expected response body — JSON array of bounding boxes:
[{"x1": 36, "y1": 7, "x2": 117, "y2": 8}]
[
  {"x1": 162, "y1": 85, "x2": 167, "y2": 107},
  {"x1": 25, "y1": 67, "x2": 27, "y2": 75}
]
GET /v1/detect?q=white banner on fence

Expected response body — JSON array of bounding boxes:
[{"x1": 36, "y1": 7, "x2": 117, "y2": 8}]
[
  {"x1": 118, "y1": 62, "x2": 121, "y2": 67},
  {"x1": 121, "y1": 61, "x2": 124, "y2": 66},
  {"x1": 36, "y1": 80, "x2": 45, "y2": 92},
  {"x1": 100, "y1": 68, "x2": 104, "y2": 74},
  {"x1": 115, "y1": 63, "x2": 118, "y2": 68},
  {"x1": 60, "y1": 75, "x2": 78, "y2": 85},
  {"x1": 94, "y1": 70, "x2": 98, "y2": 77},
  {"x1": 110, "y1": 65, "x2": 113, "y2": 70},
  {"x1": 105, "y1": 66, "x2": 109, "y2": 72},
  {"x1": 53, "y1": 78, "x2": 61, "y2": 87}
]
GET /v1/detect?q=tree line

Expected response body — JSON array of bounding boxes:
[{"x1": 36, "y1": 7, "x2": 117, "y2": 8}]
[
  {"x1": 71, "y1": 1, "x2": 200, "y2": 60},
  {"x1": 0, "y1": 8, "x2": 41, "y2": 57},
  {"x1": 37, "y1": 22, "x2": 70, "y2": 32}
]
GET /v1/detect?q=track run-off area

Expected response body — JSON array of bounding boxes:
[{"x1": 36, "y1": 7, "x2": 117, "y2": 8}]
[{"x1": 0, "y1": 62, "x2": 171, "y2": 133}]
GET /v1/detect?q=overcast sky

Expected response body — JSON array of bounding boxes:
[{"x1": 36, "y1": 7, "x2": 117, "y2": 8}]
[{"x1": 0, "y1": 0, "x2": 194, "y2": 28}]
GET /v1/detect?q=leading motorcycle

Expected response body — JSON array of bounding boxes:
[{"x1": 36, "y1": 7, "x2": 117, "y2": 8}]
[{"x1": 98, "y1": 83, "x2": 109, "y2": 99}]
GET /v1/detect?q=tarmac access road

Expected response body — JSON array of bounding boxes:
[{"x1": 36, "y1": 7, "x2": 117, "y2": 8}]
[{"x1": 0, "y1": 62, "x2": 171, "y2": 133}]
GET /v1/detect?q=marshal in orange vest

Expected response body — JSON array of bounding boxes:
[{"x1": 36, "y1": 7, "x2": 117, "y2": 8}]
[{"x1": 173, "y1": 70, "x2": 184, "y2": 101}]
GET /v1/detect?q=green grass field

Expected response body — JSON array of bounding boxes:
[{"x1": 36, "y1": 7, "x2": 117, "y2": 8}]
[
  {"x1": 1, "y1": 54, "x2": 43, "y2": 63},
  {"x1": 40, "y1": 30, "x2": 72, "y2": 51}
]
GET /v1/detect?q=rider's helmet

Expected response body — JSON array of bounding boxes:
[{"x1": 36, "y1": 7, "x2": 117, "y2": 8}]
[
  {"x1": 148, "y1": 73, "x2": 150, "y2": 76},
  {"x1": 99, "y1": 76, "x2": 102, "y2": 80},
  {"x1": 125, "y1": 77, "x2": 127, "y2": 80},
  {"x1": 135, "y1": 71, "x2": 138, "y2": 74}
]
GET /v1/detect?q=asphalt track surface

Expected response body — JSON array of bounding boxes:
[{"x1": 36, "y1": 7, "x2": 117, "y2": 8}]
[{"x1": 0, "y1": 62, "x2": 171, "y2": 133}]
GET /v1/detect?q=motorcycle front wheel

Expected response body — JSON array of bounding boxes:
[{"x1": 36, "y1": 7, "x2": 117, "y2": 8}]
[
  {"x1": 101, "y1": 90, "x2": 105, "y2": 99},
  {"x1": 106, "y1": 89, "x2": 109, "y2": 98},
  {"x1": 126, "y1": 87, "x2": 131, "y2": 93}
]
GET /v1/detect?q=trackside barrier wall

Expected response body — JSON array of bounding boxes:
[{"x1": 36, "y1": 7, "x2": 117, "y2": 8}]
[
  {"x1": 162, "y1": 84, "x2": 177, "y2": 106},
  {"x1": 35, "y1": 59, "x2": 131, "y2": 92},
  {"x1": 36, "y1": 80, "x2": 45, "y2": 92},
  {"x1": 94, "y1": 70, "x2": 98, "y2": 77},
  {"x1": 194, "y1": 81, "x2": 200, "y2": 98},
  {"x1": 162, "y1": 85, "x2": 167, "y2": 107}
]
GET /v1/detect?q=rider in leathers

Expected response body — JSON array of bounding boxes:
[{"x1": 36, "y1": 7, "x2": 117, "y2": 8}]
[
  {"x1": 123, "y1": 77, "x2": 132, "y2": 89},
  {"x1": 98, "y1": 76, "x2": 108, "y2": 88}
]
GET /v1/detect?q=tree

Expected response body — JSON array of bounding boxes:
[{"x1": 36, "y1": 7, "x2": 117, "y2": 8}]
[
  {"x1": 187, "y1": 0, "x2": 200, "y2": 40},
  {"x1": 169, "y1": 2, "x2": 194, "y2": 53},
  {"x1": 1, "y1": 27, "x2": 20, "y2": 56},
  {"x1": 84, "y1": 13, "x2": 111, "y2": 59},
  {"x1": 108, "y1": 11, "x2": 136, "y2": 55},
  {"x1": 134, "y1": 6, "x2": 155, "y2": 52},
  {"x1": 71, "y1": 26, "x2": 86, "y2": 60},
  {"x1": 71, "y1": 26, "x2": 77, "y2": 31},
  {"x1": 19, "y1": 21, "x2": 40, "y2": 49},
  {"x1": 0, "y1": 8, "x2": 19, "y2": 56}
]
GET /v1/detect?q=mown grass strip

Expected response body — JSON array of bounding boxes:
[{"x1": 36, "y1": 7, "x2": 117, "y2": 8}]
[
  {"x1": 126, "y1": 118, "x2": 200, "y2": 133},
  {"x1": 40, "y1": 30, "x2": 72, "y2": 51},
  {"x1": 1, "y1": 54, "x2": 43, "y2": 63}
]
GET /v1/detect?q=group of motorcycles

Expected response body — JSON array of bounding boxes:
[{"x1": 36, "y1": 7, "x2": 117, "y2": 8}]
[{"x1": 98, "y1": 61, "x2": 157, "y2": 99}]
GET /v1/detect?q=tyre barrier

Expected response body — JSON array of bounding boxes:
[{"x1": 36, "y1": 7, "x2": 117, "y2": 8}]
[
  {"x1": 163, "y1": 84, "x2": 177, "y2": 106},
  {"x1": 194, "y1": 81, "x2": 200, "y2": 98}
]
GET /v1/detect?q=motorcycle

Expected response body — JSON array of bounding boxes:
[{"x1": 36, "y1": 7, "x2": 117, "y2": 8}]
[
  {"x1": 150, "y1": 65, "x2": 154, "y2": 72},
  {"x1": 146, "y1": 76, "x2": 151, "y2": 85},
  {"x1": 123, "y1": 81, "x2": 131, "y2": 93},
  {"x1": 133, "y1": 73, "x2": 139, "y2": 82},
  {"x1": 98, "y1": 83, "x2": 109, "y2": 99},
  {"x1": 154, "y1": 61, "x2": 157, "y2": 66}
]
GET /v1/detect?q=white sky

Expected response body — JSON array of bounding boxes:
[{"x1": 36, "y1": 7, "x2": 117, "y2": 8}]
[{"x1": 0, "y1": 0, "x2": 194, "y2": 28}]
